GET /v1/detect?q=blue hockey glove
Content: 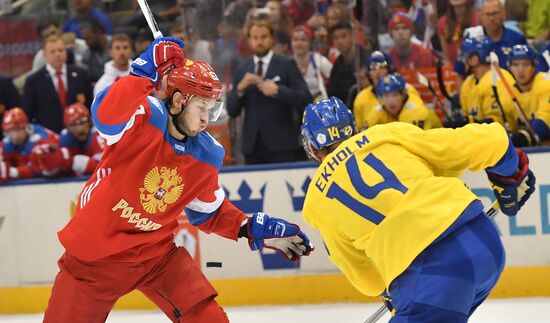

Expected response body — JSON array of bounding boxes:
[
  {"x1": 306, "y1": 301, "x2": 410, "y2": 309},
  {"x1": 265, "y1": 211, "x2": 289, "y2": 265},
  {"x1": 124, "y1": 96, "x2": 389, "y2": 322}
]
[
  {"x1": 131, "y1": 36, "x2": 185, "y2": 86},
  {"x1": 247, "y1": 212, "x2": 314, "y2": 262},
  {"x1": 487, "y1": 148, "x2": 536, "y2": 216}
]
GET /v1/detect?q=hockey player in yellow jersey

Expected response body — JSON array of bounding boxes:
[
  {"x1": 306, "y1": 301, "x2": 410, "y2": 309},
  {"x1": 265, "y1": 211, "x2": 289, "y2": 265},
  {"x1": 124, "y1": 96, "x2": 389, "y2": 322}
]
[
  {"x1": 508, "y1": 44, "x2": 550, "y2": 146},
  {"x1": 300, "y1": 96, "x2": 536, "y2": 322},
  {"x1": 353, "y1": 51, "x2": 420, "y2": 130},
  {"x1": 365, "y1": 73, "x2": 441, "y2": 130},
  {"x1": 458, "y1": 35, "x2": 518, "y2": 130}
]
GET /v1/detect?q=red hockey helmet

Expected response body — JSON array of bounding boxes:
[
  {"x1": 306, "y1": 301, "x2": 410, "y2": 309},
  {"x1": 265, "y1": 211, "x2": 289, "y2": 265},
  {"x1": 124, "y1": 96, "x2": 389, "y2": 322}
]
[
  {"x1": 64, "y1": 103, "x2": 90, "y2": 127},
  {"x1": 166, "y1": 59, "x2": 224, "y2": 121},
  {"x1": 2, "y1": 107, "x2": 29, "y2": 132}
]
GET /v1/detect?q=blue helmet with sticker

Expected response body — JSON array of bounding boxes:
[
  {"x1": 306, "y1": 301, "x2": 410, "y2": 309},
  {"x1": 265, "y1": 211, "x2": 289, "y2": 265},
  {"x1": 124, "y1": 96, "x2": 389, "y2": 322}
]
[
  {"x1": 376, "y1": 73, "x2": 406, "y2": 96},
  {"x1": 301, "y1": 96, "x2": 356, "y2": 161},
  {"x1": 366, "y1": 51, "x2": 393, "y2": 72},
  {"x1": 461, "y1": 35, "x2": 493, "y2": 64},
  {"x1": 508, "y1": 44, "x2": 539, "y2": 65}
]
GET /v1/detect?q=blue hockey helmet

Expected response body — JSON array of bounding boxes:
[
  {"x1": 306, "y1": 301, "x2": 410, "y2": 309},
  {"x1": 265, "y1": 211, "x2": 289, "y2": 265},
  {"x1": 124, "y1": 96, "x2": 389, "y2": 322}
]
[
  {"x1": 301, "y1": 96, "x2": 356, "y2": 162},
  {"x1": 508, "y1": 44, "x2": 539, "y2": 65},
  {"x1": 460, "y1": 35, "x2": 493, "y2": 64},
  {"x1": 376, "y1": 73, "x2": 406, "y2": 96},
  {"x1": 366, "y1": 51, "x2": 393, "y2": 72}
]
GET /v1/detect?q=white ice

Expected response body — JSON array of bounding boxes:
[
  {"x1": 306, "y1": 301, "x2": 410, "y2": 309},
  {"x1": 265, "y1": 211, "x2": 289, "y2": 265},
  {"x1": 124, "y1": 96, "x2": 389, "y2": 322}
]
[{"x1": 1, "y1": 298, "x2": 549, "y2": 322}]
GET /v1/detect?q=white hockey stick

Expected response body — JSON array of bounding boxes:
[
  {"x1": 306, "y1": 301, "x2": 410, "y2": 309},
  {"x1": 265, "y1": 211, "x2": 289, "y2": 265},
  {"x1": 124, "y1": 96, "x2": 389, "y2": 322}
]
[
  {"x1": 137, "y1": 0, "x2": 163, "y2": 39},
  {"x1": 543, "y1": 50, "x2": 550, "y2": 73},
  {"x1": 364, "y1": 183, "x2": 529, "y2": 323}
]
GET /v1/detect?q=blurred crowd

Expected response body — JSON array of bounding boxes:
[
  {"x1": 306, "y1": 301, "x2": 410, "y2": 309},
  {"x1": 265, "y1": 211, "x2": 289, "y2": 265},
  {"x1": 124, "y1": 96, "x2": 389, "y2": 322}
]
[{"x1": 0, "y1": 0, "x2": 550, "y2": 182}]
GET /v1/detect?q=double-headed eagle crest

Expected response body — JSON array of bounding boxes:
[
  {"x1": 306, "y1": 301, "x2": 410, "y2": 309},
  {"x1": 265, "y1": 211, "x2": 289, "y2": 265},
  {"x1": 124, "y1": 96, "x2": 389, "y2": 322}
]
[{"x1": 139, "y1": 166, "x2": 184, "y2": 214}]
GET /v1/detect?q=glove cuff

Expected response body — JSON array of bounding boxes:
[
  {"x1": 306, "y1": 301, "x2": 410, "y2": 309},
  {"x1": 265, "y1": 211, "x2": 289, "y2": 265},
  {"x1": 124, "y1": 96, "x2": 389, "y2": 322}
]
[{"x1": 247, "y1": 212, "x2": 269, "y2": 251}]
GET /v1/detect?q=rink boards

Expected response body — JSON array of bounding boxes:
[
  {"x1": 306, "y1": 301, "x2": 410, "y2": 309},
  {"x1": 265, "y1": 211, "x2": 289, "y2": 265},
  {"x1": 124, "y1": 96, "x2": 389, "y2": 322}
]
[{"x1": 1, "y1": 148, "x2": 550, "y2": 313}]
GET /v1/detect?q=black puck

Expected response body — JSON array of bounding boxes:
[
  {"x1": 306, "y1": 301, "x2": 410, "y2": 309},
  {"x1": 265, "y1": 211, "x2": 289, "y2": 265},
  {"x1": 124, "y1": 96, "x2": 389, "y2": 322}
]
[{"x1": 206, "y1": 262, "x2": 223, "y2": 268}]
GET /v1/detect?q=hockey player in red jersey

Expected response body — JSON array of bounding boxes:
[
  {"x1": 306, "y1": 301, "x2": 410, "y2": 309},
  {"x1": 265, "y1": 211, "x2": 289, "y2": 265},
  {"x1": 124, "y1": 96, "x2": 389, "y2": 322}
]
[
  {"x1": 1, "y1": 107, "x2": 58, "y2": 182},
  {"x1": 43, "y1": 36, "x2": 313, "y2": 323},
  {"x1": 30, "y1": 103, "x2": 106, "y2": 176}
]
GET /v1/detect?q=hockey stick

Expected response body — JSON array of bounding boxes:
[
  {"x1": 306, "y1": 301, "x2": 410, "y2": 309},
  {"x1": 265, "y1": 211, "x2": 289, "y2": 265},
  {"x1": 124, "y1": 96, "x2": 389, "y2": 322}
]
[
  {"x1": 416, "y1": 71, "x2": 452, "y2": 121},
  {"x1": 435, "y1": 61, "x2": 461, "y2": 115},
  {"x1": 364, "y1": 183, "x2": 528, "y2": 323},
  {"x1": 137, "y1": 0, "x2": 163, "y2": 39},
  {"x1": 489, "y1": 55, "x2": 512, "y2": 133},
  {"x1": 542, "y1": 50, "x2": 550, "y2": 72},
  {"x1": 489, "y1": 52, "x2": 539, "y2": 142}
]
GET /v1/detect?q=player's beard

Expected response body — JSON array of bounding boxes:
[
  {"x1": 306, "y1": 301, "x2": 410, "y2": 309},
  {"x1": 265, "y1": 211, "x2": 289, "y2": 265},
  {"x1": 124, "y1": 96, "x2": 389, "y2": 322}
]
[{"x1": 175, "y1": 114, "x2": 205, "y2": 138}]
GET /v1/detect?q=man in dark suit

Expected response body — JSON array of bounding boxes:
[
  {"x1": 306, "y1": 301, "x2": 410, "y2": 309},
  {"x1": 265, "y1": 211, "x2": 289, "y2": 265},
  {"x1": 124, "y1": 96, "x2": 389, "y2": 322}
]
[
  {"x1": 23, "y1": 34, "x2": 93, "y2": 133},
  {"x1": 0, "y1": 75, "x2": 22, "y2": 139},
  {"x1": 227, "y1": 19, "x2": 312, "y2": 164}
]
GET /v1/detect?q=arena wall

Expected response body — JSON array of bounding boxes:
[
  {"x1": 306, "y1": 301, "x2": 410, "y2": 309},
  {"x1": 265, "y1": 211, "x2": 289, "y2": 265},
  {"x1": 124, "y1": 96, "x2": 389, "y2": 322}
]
[{"x1": 1, "y1": 149, "x2": 549, "y2": 313}]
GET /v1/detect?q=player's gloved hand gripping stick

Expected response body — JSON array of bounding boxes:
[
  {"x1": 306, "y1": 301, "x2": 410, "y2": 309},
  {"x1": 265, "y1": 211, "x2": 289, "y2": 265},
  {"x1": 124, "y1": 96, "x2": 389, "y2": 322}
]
[
  {"x1": 240, "y1": 212, "x2": 314, "y2": 262},
  {"x1": 130, "y1": 37, "x2": 185, "y2": 88}
]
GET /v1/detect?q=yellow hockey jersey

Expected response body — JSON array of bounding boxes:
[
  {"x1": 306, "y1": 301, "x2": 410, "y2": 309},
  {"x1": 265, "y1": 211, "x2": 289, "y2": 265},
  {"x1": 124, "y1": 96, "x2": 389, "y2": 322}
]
[
  {"x1": 354, "y1": 84, "x2": 420, "y2": 130},
  {"x1": 513, "y1": 72, "x2": 550, "y2": 129},
  {"x1": 365, "y1": 94, "x2": 442, "y2": 130},
  {"x1": 460, "y1": 68, "x2": 518, "y2": 131},
  {"x1": 302, "y1": 122, "x2": 509, "y2": 296}
]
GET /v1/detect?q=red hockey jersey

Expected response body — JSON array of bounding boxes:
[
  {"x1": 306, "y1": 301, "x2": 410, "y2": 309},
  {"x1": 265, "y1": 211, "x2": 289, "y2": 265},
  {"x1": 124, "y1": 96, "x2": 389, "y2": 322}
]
[
  {"x1": 59, "y1": 127, "x2": 105, "y2": 175},
  {"x1": 2, "y1": 124, "x2": 59, "y2": 179},
  {"x1": 58, "y1": 76, "x2": 247, "y2": 262}
]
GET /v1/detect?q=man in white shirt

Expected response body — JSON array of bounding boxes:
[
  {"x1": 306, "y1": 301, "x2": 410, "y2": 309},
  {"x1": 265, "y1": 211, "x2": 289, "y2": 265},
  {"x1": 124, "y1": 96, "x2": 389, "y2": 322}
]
[{"x1": 93, "y1": 33, "x2": 134, "y2": 96}]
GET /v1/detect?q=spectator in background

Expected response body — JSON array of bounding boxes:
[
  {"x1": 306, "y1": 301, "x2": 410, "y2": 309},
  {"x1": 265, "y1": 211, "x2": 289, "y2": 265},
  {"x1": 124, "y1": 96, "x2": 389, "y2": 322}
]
[
  {"x1": 23, "y1": 34, "x2": 92, "y2": 133},
  {"x1": 0, "y1": 76, "x2": 22, "y2": 139},
  {"x1": 170, "y1": 25, "x2": 212, "y2": 64},
  {"x1": 327, "y1": 22, "x2": 369, "y2": 106},
  {"x1": 121, "y1": 0, "x2": 181, "y2": 37},
  {"x1": 1, "y1": 108, "x2": 59, "y2": 182},
  {"x1": 227, "y1": 19, "x2": 312, "y2": 164},
  {"x1": 525, "y1": 0, "x2": 550, "y2": 48},
  {"x1": 133, "y1": 29, "x2": 153, "y2": 60},
  {"x1": 288, "y1": 0, "x2": 315, "y2": 25},
  {"x1": 504, "y1": 0, "x2": 528, "y2": 34},
  {"x1": 0, "y1": 76, "x2": 22, "y2": 117},
  {"x1": 457, "y1": 0, "x2": 526, "y2": 78},
  {"x1": 224, "y1": 0, "x2": 254, "y2": 29},
  {"x1": 31, "y1": 103, "x2": 105, "y2": 177},
  {"x1": 93, "y1": 33, "x2": 134, "y2": 96},
  {"x1": 326, "y1": 3, "x2": 369, "y2": 62},
  {"x1": 387, "y1": 13, "x2": 437, "y2": 70},
  {"x1": 212, "y1": 17, "x2": 241, "y2": 82},
  {"x1": 32, "y1": 18, "x2": 84, "y2": 73},
  {"x1": 291, "y1": 25, "x2": 333, "y2": 102},
  {"x1": 266, "y1": 0, "x2": 295, "y2": 34},
  {"x1": 80, "y1": 18, "x2": 111, "y2": 83},
  {"x1": 273, "y1": 30, "x2": 292, "y2": 56},
  {"x1": 437, "y1": 0, "x2": 479, "y2": 65},
  {"x1": 63, "y1": 0, "x2": 113, "y2": 38},
  {"x1": 306, "y1": 13, "x2": 330, "y2": 56},
  {"x1": 367, "y1": 73, "x2": 442, "y2": 129}
]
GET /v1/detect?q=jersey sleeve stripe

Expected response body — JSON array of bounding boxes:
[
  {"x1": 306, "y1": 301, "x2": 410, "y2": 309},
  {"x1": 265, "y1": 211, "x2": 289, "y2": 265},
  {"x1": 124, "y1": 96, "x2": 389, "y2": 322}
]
[
  {"x1": 96, "y1": 105, "x2": 146, "y2": 146},
  {"x1": 184, "y1": 208, "x2": 218, "y2": 226},
  {"x1": 186, "y1": 187, "x2": 225, "y2": 213}
]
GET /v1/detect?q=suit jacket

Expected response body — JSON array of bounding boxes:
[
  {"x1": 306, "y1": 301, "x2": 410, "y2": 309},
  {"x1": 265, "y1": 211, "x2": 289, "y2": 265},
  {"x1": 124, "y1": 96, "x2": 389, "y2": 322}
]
[
  {"x1": 0, "y1": 76, "x2": 22, "y2": 110},
  {"x1": 23, "y1": 65, "x2": 92, "y2": 133},
  {"x1": 227, "y1": 54, "x2": 312, "y2": 154}
]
